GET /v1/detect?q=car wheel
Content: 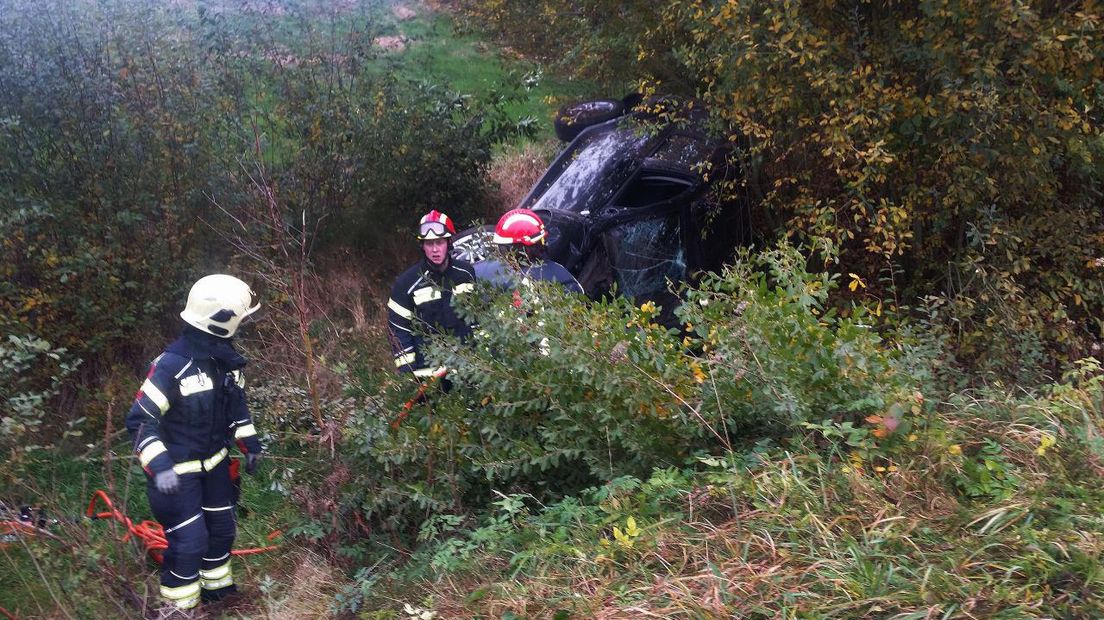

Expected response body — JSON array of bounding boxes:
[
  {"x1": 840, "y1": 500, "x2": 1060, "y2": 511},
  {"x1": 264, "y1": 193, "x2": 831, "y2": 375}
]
[
  {"x1": 451, "y1": 225, "x2": 495, "y2": 264},
  {"x1": 553, "y1": 99, "x2": 625, "y2": 142}
]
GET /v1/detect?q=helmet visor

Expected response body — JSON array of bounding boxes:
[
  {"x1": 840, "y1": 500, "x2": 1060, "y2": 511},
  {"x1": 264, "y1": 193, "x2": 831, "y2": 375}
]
[{"x1": 418, "y1": 221, "x2": 450, "y2": 239}]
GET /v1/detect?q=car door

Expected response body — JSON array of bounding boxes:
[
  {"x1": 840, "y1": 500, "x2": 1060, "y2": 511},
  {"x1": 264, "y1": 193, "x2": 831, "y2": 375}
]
[{"x1": 583, "y1": 168, "x2": 698, "y2": 303}]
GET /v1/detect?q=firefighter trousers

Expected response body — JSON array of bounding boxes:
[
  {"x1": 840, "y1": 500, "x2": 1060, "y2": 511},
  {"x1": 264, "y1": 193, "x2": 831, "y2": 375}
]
[{"x1": 147, "y1": 457, "x2": 237, "y2": 609}]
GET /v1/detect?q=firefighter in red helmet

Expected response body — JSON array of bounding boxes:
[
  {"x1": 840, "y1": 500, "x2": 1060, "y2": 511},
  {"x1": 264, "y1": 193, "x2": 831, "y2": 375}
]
[
  {"x1": 387, "y1": 210, "x2": 476, "y2": 381},
  {"x1": 482, "y1": 208, "x2": 583, "y2": 294}
]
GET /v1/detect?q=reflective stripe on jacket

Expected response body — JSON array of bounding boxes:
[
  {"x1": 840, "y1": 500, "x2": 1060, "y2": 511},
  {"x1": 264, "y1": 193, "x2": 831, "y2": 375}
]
[
  {"x1": 125, "y1": 328, "x2": 263, "y2": 474},
  {"x1": 387, "y1": 258, "x2": 475, "y2": 375}
]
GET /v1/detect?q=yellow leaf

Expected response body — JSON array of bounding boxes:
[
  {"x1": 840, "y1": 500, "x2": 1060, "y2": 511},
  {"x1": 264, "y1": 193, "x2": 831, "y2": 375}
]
[
  {"x1": 625, "y1": 516, "x2": 640, "y2": 537},
  {"x1": 848, "y1": 273, "x2": 866, "y2": 291},
  {"x1": 1036, "y1": 434, "x2": 1056, "y2": 456}
]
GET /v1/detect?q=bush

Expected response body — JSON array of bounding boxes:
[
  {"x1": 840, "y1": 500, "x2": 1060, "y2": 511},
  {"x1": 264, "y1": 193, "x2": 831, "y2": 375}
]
[
  {"x1": 352, "y1": 350, "x2": 1104, "y2": 620},
  {"x1": 0, "y1": 334, "x2": 80, "y2": 453},
  {"x1": 343, "y1": 244, "x2": 921, "y2": 535}
]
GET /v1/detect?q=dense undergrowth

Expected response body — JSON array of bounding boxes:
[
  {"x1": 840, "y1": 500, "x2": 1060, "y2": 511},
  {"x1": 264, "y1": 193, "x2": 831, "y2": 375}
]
[
  {"x1": 349, "y1": 367, "x2": 1104, "y2": 618},
  {"x1": 4, "y1": 244, "x2": 1103, "y2": 618},
  {"x1": 326, "y1": 245, "x2": 1104, "y2": 618},
  {"x1": 4, "y1": 1, "x2": 1104, "y2": 619}
]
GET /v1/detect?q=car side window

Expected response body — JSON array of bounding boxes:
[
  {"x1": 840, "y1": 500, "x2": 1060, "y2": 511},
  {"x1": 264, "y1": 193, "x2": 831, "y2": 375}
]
[
  {"x1": 615, "y1": 174, "x2": 693, "y2": 209},
  {"x1": 604, "y1": 215, "x2": 686, "y2": 300}
]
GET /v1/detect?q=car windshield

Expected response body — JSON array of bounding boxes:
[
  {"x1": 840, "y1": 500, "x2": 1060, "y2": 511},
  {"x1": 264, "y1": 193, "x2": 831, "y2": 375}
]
[{"x1": 527, "y1": 127, "x2": 651, "y2": 215}]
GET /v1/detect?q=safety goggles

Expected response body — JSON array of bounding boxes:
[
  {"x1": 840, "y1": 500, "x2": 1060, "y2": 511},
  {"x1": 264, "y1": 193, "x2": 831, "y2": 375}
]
[{"x1": 418, "y1": 221, "x2": 451, "y2": 239}]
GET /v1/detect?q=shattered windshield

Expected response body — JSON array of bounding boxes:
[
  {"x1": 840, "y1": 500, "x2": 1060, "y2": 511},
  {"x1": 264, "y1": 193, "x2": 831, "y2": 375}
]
[
  {"x1": 527, "y1": 128, "x2": 651, "y2": 215},
  {"x1": 607, "y1": 216, "x2": 686, "y2": 299}
]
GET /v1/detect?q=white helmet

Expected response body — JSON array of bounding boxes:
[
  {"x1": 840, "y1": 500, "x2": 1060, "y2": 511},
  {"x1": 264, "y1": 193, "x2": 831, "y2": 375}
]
[{"x1": 179, "y1": 274, "x2": 260, "y2": 338}]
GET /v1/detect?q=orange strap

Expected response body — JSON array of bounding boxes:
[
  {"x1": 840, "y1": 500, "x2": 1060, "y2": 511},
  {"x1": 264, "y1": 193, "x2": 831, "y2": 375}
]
[
  {"x1": 390, "y1": 375, "x2": 441, "y2": 429},
  {"x1": 0, "y1": 520, "x2": 40, "y2": 541},
  {"x1": 85, "y1": 490, "x2": 279, "y2": 564}
]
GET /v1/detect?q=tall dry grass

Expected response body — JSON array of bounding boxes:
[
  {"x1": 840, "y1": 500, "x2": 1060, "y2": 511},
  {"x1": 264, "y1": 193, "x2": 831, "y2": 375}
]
[{"x1": 482, "y1": 140, "x2": 561, "y2": 222}]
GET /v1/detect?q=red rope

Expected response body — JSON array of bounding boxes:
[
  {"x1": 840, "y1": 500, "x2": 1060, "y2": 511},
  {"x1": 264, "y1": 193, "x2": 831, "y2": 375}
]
[
  {"x1": 0, "y1": 604, "x2": 19, "y2": 620},
  {"x1": 85, "y1": 490, "x2": 279, "y2": 564}
]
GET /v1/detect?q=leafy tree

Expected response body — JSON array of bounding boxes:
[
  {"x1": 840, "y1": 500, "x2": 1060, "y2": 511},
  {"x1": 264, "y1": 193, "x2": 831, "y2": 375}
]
[{"x1": 457, "y1": 0, "x2": 1104, "y2": 376}]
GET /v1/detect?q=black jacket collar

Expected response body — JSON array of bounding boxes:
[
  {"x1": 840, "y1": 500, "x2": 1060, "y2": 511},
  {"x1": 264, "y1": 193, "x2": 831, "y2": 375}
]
[{"x1": 167, "y1": 325, "x2": 248, "y2": 370}]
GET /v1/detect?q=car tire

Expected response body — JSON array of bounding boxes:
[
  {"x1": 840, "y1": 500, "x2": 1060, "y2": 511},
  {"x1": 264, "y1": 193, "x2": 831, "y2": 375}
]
[
  {"x1": 553, "y1": 99, "x2": 625, "y2": 142},
  {"x1": 450, "y1": 224, "x2": 496, "y2": 264}
]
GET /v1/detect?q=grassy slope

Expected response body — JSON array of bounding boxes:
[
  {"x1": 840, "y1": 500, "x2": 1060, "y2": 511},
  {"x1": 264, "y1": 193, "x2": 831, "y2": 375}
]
[
  {"x1": 394, "y1": 10, "x2": 594, "y2": 136},
  {"x1": 358, "y1": 382, "x2": 1104, "y2": 619}
]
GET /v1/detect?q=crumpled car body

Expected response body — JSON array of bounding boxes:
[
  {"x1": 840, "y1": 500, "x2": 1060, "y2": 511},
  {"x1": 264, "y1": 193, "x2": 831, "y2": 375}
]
[{"x1": 452, "y1": 98, "x2": 752, "y2": 308}]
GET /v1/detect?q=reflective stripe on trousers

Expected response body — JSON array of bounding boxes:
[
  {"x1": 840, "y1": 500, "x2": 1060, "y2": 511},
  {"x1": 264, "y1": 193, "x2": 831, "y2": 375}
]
[
  {"x1": 159, "y1": 582, "x2": 200, "y2": 610},
  {"x1": 148, "y1": 456, "x2": 237, "y2": 606},
  {"x1": 200, "y1": 559, "x2": 234, "y2": 591}
]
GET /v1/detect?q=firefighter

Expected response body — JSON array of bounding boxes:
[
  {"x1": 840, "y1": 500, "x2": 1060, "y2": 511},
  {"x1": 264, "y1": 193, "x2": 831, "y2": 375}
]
[
  {"x1": 387, "y1": 210, "x2": 476, "y2": 382},
  {"x1": 482, "y1": 208, "x2": 584, "y2": 294},
  {"x1": 124, "y1": 274, "x2": 264, "y2": 613}
]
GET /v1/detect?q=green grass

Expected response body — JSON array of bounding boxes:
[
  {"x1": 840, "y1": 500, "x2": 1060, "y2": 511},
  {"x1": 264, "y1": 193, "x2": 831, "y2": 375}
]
[
  {"x1": 380, "y1": 9, "x2": 597, "y2": 140},
  {"x1": 348, "y1": 380, "x2": 1104, "y2": 619},
  {"x1": 183, "y1": 1, "x2": 598, "y2": 164},
  {"x1": 0, "y1": 440, "x2": 299, "y2": 618}
]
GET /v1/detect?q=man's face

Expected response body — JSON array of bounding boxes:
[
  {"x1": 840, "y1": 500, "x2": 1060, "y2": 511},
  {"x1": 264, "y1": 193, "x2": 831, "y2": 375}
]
[{"x1": 422, "y1": 238, "x2": 450, "y2": 267}]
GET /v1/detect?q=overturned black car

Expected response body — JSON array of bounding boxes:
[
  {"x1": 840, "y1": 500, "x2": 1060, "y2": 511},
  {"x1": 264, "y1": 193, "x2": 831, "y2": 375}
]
[{"x1": 452, "y1": 95, "x2": 752, "y2": 308}]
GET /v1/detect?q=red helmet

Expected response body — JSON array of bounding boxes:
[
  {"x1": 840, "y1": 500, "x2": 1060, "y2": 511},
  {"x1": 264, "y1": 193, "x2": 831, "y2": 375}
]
[
  {"x1": 416, "y1": 210, "x2": 456, "y2": 241},
  {"x1": 493, "y1": 208, "x2": 546, "y2": 246}
]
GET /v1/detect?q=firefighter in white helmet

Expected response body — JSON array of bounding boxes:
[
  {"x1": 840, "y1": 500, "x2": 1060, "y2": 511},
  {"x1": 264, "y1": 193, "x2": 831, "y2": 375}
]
[{"x1": 124, "y1": 274, "x2": 264, "y2": 613}]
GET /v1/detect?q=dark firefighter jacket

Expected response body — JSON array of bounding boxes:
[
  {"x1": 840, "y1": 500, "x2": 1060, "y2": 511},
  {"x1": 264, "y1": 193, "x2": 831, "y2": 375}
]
[
  {"x1": 387, "y1": 257, "x2": 476, "y2": 377},
  {"x1": 476, "y1": 258, "x2": 584, "y2": 295},
  {"x1": 125, "y1": 326, "x2": 263, "y2": 476}
]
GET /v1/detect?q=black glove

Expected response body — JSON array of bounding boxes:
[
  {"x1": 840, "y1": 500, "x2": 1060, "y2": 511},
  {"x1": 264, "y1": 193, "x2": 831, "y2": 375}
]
[
  {"x1": 245, "y1": 452, "x2": 262, "y2": 476},
  {"x1": 154, "y1": 469, "x2": 180, "y2": 495}
]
